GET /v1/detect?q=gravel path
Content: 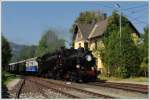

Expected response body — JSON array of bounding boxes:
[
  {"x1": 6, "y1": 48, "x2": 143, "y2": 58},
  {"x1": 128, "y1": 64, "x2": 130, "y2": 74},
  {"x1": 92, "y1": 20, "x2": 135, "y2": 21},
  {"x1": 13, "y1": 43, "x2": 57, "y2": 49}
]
[
  {"x1": 9, "y1": 77, "x2": 70, "y2": 99},
  {"x1": 49, "y1": 79, "x2": 149, "y2": 99},
  {"x1": 7, "y1": 78, "x2": 21, "y2": 90},
  {"x1": 107, "y1": 80, "x2": 148, "y2": 85}
]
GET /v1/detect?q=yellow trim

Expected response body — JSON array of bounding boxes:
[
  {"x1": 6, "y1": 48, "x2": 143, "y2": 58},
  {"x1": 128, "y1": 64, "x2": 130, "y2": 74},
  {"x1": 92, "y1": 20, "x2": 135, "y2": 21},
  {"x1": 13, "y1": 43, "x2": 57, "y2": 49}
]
[{"x1": 88, "y1": 24, "x2": 98, "y2": 39}]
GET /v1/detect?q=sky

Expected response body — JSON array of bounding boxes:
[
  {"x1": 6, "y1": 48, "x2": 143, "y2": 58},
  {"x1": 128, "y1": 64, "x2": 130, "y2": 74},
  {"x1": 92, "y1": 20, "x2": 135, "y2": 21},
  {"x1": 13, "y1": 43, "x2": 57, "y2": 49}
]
[{"x1": 2, "y1": 1, "x2": 149, "y2": 47}]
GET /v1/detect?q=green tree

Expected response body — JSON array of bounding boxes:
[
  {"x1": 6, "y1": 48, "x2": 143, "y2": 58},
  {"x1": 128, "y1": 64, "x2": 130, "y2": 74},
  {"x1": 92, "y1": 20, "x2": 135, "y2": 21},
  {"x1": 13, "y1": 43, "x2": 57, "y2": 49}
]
[
  {"x1": 97, "y1": 11, "x2": 141, "y2": 78},
  {"x1": 74, "y1": 11, "x2": 103, "y2": 24},
  {"x1": 103, "y1": 30, "x2": 121, "y2": 76},
  {"x1": 142, "y1": 27, "x2": 148, "y2": 59},
  {"x1": 2, "y1": 36, "x2": 12, "y2": 70},
  {"x1": 105, "y1": 11, "x2": 130, "y2": 37},
  {"x1": 36, "y1": 29, "x2": 65, "y2": 56},
  {"x1": 19, "y1": 45, "x2": 36, "y2": 60},
  {"x1": 139, "y1": 27, "x2": 148, "y2": 77},
  {"x1": 120, "y1": 26, "x2": 141, "y2": 77}
]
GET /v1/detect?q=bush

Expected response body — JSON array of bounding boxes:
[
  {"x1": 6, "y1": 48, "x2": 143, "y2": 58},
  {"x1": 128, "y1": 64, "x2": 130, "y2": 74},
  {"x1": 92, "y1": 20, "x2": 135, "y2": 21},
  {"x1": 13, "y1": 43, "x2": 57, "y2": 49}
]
[
  {"x1": 114, "y1": 66, "x2": 129, "y2": 78},
  {"x1": 96, "y1": 11, "x2": 141, "y2": 78}
]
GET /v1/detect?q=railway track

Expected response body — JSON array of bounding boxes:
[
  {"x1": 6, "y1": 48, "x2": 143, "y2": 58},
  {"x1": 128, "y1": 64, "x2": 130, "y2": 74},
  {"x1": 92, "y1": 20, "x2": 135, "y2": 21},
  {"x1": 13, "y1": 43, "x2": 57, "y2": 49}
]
[
  {"x1": 13, "y1": 77, "x2": 50, "y2": 98},
  {"x1": 12, "y1": 76, "x2": 148, "y2": 99},
  {"x1": 28, "y1": 76, "x2": 115, "y2": 98},
  {"x1": 27, "y1": 78, "x2": 80, "y2": 98},
  {"x1": 88, "y1": 81, "x2": 148, "y2": 94},
  {"x1": 15, "y1": 78, "x2": 25, "y2": 98}
]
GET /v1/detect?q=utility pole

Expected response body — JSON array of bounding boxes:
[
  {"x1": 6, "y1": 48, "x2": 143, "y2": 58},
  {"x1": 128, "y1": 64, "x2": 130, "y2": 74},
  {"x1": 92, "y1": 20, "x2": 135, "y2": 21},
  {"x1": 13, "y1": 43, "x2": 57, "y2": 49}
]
[
  {"x1": 115, "y1": 3, "x2": 122, "y2": 49},
  {"x1": 115, "y1": 3, "x2": 122, "y2": 67}
]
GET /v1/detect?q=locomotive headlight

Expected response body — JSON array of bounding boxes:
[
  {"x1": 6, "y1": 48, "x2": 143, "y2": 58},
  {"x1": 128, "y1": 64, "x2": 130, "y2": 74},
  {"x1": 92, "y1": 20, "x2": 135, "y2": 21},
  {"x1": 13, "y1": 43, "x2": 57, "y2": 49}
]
[
  {"x1": 76, "y1": 64, "x2": 80, "y2": 68},
  {"x1": 58, "y1": 55, "x2": 61, "y2": 58},
  {"x1": 86, "y1": 55, "x2": 92, "y2": 61},
  {"x1": 91, "y1": 67, "x2": 95, "y2": 71}
]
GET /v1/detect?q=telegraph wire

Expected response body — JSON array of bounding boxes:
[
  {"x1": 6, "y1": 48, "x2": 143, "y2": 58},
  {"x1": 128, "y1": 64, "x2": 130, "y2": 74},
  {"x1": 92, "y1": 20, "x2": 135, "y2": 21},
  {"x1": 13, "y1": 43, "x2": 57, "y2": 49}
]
[
  {"x1": 122, "y1": 9, "x2": 148, "y2": 21},
  {"x1": 123, "y1": 7, "x2": 148, "y2": 14},
  {"x1": 100, "y1": 4, "x2": 115, "y2": 9},
  {"x1": 124, "y1": 14, "x2": 148, "y2": 25},
  {"x1": 101, "y1": 4, "x2": 148, "y2": 19},
  {"x1": 74, "y1": 3, "x2": 148, "y2": 25},
  {"x1": 129, "y1": 12, "x2": 148, "y2": 20},
  {"x1": 114, "y1": 4, "x2": 148, "y2": 25},
  {"x1": 121, "y1": 4, "x2": 147, "y2": 11},
  {"x1": 97, "y1": 3, "x2": 147, "y2": 12}
]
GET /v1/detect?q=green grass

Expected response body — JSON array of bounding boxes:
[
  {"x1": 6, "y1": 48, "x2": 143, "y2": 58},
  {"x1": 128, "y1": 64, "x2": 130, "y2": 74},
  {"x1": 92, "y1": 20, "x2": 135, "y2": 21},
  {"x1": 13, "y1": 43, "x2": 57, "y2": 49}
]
[
  {"x1": 98, "y1": 75, "x2": 148, "y2": 83},
  {"x1": 126, "y1": 77, "x2": 149, "y2": 82},
  {"x1": 2, "y1": 71, "x2": 18, "y2": 85}
]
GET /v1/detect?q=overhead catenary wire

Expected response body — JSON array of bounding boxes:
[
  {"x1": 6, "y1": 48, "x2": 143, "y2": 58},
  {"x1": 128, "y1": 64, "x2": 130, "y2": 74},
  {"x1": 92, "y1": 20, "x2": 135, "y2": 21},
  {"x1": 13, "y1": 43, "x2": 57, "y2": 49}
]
[
  {"x1": 121, "y1": 4, "x2": 147, "y2": 11},
  {"x1": 74, "y1": 3, "x2": 148, "y2": 26},
  {"x1": 123, "y1": 7, "x2": 148, "y2": 14},
  {"x1": 97, "y1": 3, "x2": 148, "y2": 12},
  {"x1": 124, "y1": 14, "x2": 148, "y2": 24},
  {"x1": 127, "y1": 15, "x2": 146, "y2": 23},
  {"x1": 119, "y1": 4, "x2": 148, "y2": 26},
  {"x1": 82, "y1": 4, "x2": 148, "y2": 17},
  {"x1": 110, "y1": 4, "x2": 148, "y2": 25},
  {"x1": 100, "y1": 3, "x2": 147, "y2": 11}
]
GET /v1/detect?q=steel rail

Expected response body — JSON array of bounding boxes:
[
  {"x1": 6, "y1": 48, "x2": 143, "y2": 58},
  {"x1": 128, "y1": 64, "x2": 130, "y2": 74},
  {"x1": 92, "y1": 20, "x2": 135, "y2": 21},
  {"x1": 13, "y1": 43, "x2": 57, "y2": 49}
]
[{"x1": 33, "y1": 77, "x2": 115, "y2": 98}]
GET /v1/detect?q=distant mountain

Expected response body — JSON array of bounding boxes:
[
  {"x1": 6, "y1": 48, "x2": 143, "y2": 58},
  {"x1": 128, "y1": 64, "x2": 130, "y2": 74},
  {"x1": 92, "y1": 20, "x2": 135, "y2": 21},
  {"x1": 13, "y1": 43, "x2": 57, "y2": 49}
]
[
  {"x1": 9, "y1": 42, "x2": 37, "y2": 62},
  {"x1": 10, "y1": 42, "x2": 25, "y2": 54},
  {"x1": 9, "y1": 42, "x2": 26, "y2": 62}
]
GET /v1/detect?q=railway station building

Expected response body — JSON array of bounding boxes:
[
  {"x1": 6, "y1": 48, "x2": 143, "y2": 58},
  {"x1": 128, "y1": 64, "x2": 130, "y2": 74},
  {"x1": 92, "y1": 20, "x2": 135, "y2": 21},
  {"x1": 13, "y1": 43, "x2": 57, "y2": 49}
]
[{"x1": 72, "y1": 14, "x2": 140, "y2": 73}]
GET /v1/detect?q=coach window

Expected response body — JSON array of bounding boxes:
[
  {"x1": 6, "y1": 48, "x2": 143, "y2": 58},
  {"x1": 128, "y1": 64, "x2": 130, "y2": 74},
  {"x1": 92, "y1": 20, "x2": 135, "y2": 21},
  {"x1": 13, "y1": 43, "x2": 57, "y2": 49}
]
[{"x1": 30, "y1": 62, "x2": 32, "y2": 66}]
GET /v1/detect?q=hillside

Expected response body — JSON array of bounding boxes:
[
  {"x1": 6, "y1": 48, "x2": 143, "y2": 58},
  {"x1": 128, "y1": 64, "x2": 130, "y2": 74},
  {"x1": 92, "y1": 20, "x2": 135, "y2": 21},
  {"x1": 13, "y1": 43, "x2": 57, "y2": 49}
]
[{"x1": 9, "y1": 42, "x2": 37, "y2": 62}]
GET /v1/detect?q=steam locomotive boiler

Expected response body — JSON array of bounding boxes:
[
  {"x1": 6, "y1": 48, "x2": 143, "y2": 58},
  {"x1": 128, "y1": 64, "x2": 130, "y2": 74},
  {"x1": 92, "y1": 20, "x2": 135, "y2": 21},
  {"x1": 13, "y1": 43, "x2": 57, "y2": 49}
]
[{"x1": 37, "y1": 47, "x2": 99, "y2": 82}]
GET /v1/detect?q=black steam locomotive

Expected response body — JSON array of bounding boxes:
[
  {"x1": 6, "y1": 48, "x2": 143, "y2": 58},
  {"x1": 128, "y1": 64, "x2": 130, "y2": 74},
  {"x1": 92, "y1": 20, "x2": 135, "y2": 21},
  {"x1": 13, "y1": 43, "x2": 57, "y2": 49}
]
[{"x1": 37, "y1": 47, "x2": 99, "y2": 82}]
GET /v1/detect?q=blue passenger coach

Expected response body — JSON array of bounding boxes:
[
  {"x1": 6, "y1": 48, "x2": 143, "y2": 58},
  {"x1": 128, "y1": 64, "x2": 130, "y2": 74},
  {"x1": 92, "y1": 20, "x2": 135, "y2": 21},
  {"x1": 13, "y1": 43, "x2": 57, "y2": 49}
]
[{"x1": 26, "y1": 60, "x2": 38, "y2": 72}]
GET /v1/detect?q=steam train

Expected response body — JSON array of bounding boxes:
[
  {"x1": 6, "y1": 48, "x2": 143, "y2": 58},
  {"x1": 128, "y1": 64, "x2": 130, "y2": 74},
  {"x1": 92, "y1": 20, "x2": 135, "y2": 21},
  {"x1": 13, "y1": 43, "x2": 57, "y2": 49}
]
[
  {"x1": 8, "y1": 47, "x2": 99, "y2": 82},
  {"x1": 36, "y1": 47, "x2": 99, "y2": 82}
]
